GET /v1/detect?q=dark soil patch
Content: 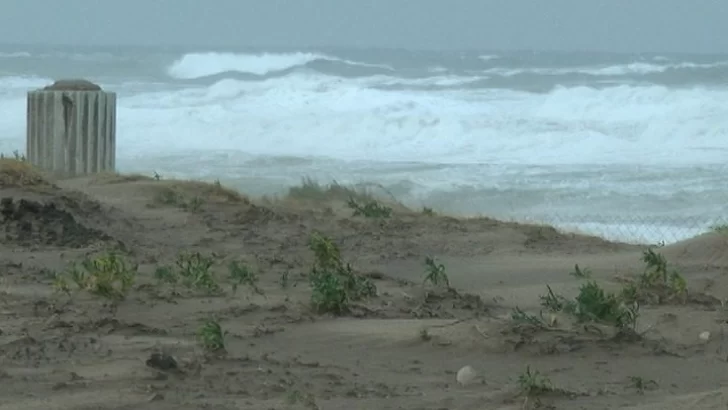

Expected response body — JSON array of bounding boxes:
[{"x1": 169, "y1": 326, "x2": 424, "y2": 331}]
[{"x1": 0, "y1": 196, "x2": 110, "y2": 247}]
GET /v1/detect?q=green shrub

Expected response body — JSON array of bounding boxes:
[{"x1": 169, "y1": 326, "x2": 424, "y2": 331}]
[
  {"x1": 55, "y1": 252, "x2": 137, "y2": 300},
  {"x1": 308, "y1": 232, "x2": 376, "y2": 314}
]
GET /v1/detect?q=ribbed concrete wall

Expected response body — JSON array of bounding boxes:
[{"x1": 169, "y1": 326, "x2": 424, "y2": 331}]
[{"x1": 26, "y1": 84, "x2": 116, "y2": 176}]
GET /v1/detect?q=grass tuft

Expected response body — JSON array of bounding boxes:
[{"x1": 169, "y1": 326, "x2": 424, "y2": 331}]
[
  {"x1": 308, "y1": 232, "x2": 377, "y2": 314},
  {"x1": 197, "y1": 319, "x2": 226, "y2": 353},
  {"x1": 0, "y1": 156, "x2": 50, "y2": 187},
  {"x1": 423, "y1": 257, "x2": 450, "y2": 288},
  {"x1": 517, "y1": 366, "x2": 554, "y2": 396},
  {"x1": 346, "y1": 196, "x2": 392, "y2": 218},
  {"x1": 54, "y1": 252, "x2": 137, "y2": 301},
  {"x1": 287, "y1": 177, "x2": 375, "y2": 203}
]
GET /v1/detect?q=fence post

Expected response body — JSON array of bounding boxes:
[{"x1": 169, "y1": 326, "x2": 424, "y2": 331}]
[{"x1": 26, "y1": 79, "x2": 116, "y2": 177}]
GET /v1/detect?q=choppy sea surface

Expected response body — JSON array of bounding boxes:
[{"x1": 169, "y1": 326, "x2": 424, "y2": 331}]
[{"x1": 1, "y1": 45, "x2": 727, "y2": 244}]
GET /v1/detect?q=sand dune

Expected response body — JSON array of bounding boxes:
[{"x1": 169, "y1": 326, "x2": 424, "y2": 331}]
[{"x1": 1, "y1": 162, "x2": 727, "y2": 409}]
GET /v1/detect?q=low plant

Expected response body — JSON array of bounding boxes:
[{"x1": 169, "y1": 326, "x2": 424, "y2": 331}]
[
  {"x1": 628, "y1": 375, "x2": 658, "y2": 394},
  {"x1": 539, "y1": 285, "x2": 567, "y2": 312},
  {"x1": 710, "y1": 224, "x2": 728, "y2": 235},
  {"x1": 0, "y1": 150, "x2": 26, "y2": 161},
  {"x1": 287, "y1": 177, "x2": 370, "y2": 203},
  {"x1": 309, "y1": 269, "x2": 348, "y2": 314},
  {"x1": 615, "y1": 301, "x2": 640, "y2": 331},
  {"x1": 423, "y1": 256, "x2": 450, "y2": 288},
  {"x1": 197, "y1": 319, "x2": 226, "y2": 352},
  {"x1": 56, "y1": 252, "x2": 137, "y2": 300},
  {"x1": 536, "y1": 251, "x2": 693, "y2": 332},
  {"x1": 52, "y1": 273, "x2": 71, "y2": 296},
  {"x1": 619, "y1": 282, "x2": 639, "y2": 304},
  {"x1": 155, "y1": 253, "x2": 267, "y2": 297},
  {"x1": 309, "y1": 232, "x2": 341, "y2": 271},
  {"x1": 286, "y1": 390, "x2": 320, "y2": 409},
  {"x1": 613, "y1": 248, "x2": 688, "y2": 306},
  {"x1": 308, "y1": 232, "x2": 376, "y2": 314},
  {"x1": 346, "y1": 197, "x2": 392, "y2": 218},
  {"x1": 419, "y1": 328, "x2": 432, "y2": 341},
  {"x1": 569, "y1": 264, "x2": 591, "y2": 279},
  {"x1": 540, "y1": 280, "x2": 639, "y2": 332},
  {"x1": 570, "y1": 281, "x2": 624, "y2": 323},
  {"x1": 153, "y1": 265, "x2": 178, "y2": 291},
  {"x1": 155, "y1": 188, "x2": 204, "y2": 212},
  {"x1": 636, "y1": 248, "x2": 687, "y2": 303},
  {"x1": 511, "y1": 307, "x2": 549, "y2": 327},
  {"x1": 175, "y1": 251, "x2": 220, "y2": 293},
  {"x1": 572, "y1": 281, "x2": 640, "y2": 331},
  {"x1": 155, "y1": 188, "x2": 184, "y2": 206},
  {"x1": 279, "y1": 271, "x2": 290, "y2": 288},
  {"x1": 184, "y1": 196, "x2": 204, "y2": 212},
  {"x1": 517, "y1": 366, "x2": 554, "y2": 396},
  {"x1": 228, "y1": 260, "x2": 262, "y2": 295}
]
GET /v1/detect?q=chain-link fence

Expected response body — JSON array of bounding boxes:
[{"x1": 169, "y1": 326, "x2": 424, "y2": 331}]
[{"x1": 511, "y1": 214, "x2": 728, "y2": 245}]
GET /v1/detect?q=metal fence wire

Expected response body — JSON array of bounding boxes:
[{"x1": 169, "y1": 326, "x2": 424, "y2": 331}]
[{"x1": 517, "y1": 214, "x2": 728, "y2": 245}]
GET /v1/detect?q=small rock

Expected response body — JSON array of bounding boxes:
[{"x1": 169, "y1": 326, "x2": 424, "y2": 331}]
[
  {"x1": 456, "y1": 365, "x2": 478, "y2": 386},
  {"x1": 699, "y1": 331, "x2": 711, "y2": 341}
]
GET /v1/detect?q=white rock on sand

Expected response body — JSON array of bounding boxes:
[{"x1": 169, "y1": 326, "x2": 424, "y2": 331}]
[{"x1": 456, "y1": 365, "x2": 478, "y2": 386}]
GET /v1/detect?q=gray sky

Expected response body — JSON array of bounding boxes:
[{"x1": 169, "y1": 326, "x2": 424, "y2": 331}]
[{"x1": 1, "y1": 0, "x2": 725, "y2": 53}]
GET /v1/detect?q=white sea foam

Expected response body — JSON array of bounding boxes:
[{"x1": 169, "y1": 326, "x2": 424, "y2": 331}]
[
  {"x1": 99, "y1": 74, "x2": 728, "y2": 168},
  {"x1": 167, "y1": 51, "x2": 394, "y2": 79},
  {"x1": 2, "y1": 70, "x2": 727, "y2": 168},
  {"x1": 482, "y1": 61, "x2": 728, "y2": 77},
  {"x1": 0, "y1": 51, "x2": 31, "y2": 58}
]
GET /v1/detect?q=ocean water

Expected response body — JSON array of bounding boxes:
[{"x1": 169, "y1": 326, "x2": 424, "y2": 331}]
[{"x1": 1, "y1": 45, "x2": 727, "y2": 244}]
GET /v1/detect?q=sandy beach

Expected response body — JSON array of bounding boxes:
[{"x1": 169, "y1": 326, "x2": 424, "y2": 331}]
[{"x1": 2, "y1": 158, "x2": 728, "y2": 410}]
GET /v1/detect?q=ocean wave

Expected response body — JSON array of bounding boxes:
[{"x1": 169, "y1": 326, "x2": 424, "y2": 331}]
[
  {"x1": 482, "y1": 61, "x2": 728, "y2": 77},
  {"x1": 0, "y1": 50, "x2": 132, "y2": 63},
  {"x1": 165, "y1": 51, "x2": 728, "y2": 87},
  {"x1": 109, "y1": 74, "x2": 728, "y2": 167},
  {"x1": 166, "y1": 51, "x2": 394, "y2": 79},
  {"x1": 362, "y1": 74, "x2": 484, "y2": 88},
  {"x1": 0, "y1": 52, "x2": 31, "y2": 59}
]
